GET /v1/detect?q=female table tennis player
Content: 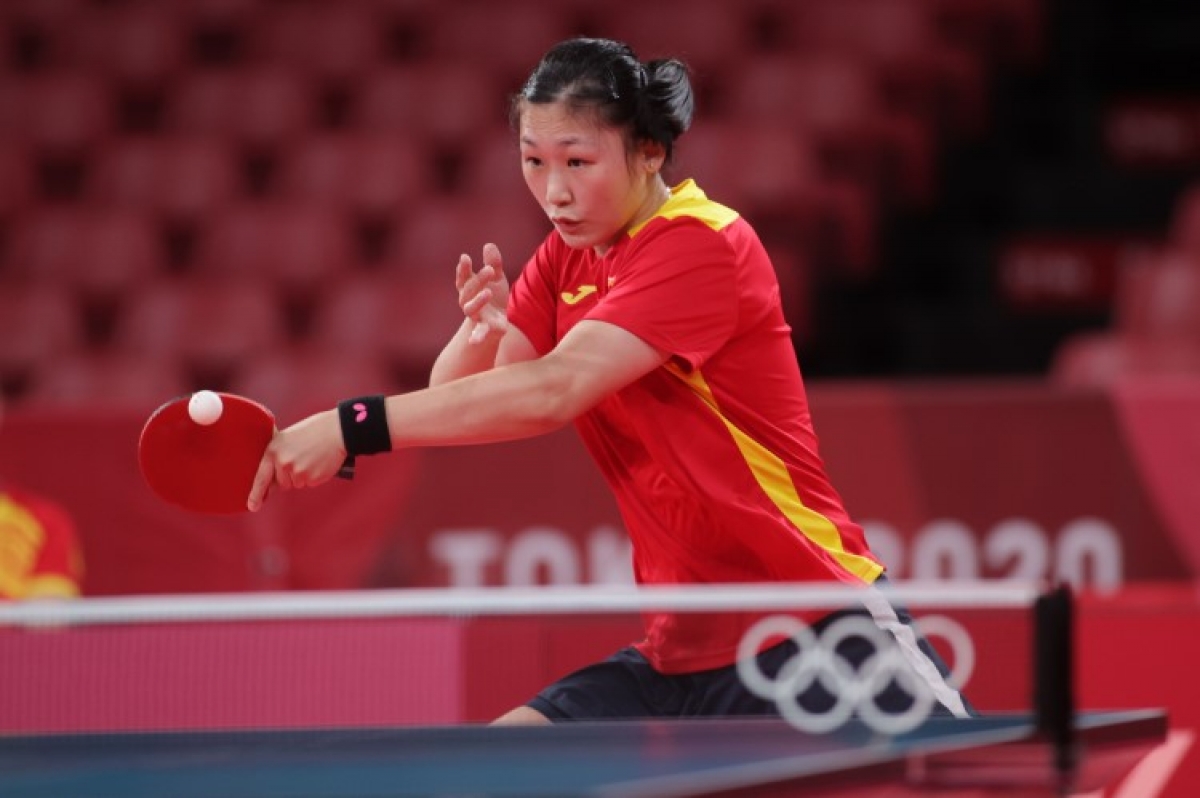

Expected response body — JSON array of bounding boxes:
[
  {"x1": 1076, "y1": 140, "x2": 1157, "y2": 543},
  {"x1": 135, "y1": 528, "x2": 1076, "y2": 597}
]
[{"x1": 247, "y1": 37, "x2": 973, "y2": 725}]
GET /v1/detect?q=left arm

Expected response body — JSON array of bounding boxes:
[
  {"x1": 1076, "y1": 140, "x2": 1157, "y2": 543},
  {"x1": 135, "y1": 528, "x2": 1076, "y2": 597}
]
[
  {"x1": 248, "y1": 320, "x2": 668, "y2": 511},
  {"x1": 430, "y1": 245, "x2": 527, "y2": 385}
]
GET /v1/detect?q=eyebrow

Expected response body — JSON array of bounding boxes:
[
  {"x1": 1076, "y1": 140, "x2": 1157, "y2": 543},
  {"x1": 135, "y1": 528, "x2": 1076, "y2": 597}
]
[{"x1": 520, "y1": 134, "x2": 590, "y2": 148}]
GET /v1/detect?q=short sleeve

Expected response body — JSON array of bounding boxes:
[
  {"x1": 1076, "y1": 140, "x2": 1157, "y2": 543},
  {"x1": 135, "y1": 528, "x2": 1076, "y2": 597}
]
[
  {"x1": 588, "y1": 219, "x2": 739, "y2": 369},
  {"x1": 506, "y1": 235, "x2": 560, "y2": 357}
]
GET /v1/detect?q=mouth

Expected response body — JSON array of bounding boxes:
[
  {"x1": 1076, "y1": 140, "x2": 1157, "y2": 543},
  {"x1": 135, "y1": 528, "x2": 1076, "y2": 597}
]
[{"x1": 551, "y1": 217, "x2": 582, "y2": 234}]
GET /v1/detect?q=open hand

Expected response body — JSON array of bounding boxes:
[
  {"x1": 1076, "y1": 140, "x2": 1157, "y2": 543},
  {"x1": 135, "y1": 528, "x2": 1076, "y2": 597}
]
[{"x1": 456, "y1": 243, "x2": 510, "y2": 344}]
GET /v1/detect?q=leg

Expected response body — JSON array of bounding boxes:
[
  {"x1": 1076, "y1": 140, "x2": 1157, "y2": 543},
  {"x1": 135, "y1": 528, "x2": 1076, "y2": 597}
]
[
  {"x1": 502, "y1": 647, "x2": 680, "y2": 723},
  {"x1": 491, "y1": 706, "x2": 552, "y2": 726}
]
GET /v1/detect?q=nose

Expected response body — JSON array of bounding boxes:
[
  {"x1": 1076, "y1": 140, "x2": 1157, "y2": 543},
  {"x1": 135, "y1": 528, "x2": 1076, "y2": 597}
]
[{"x1": 545, "y1": 168, "x2": 571, "y2": 207}]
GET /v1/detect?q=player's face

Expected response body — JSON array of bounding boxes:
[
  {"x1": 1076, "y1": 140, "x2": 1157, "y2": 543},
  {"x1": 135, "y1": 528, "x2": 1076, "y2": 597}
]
[{"x1": 519, "y1": 102, "x2": 664, "y2": 256}]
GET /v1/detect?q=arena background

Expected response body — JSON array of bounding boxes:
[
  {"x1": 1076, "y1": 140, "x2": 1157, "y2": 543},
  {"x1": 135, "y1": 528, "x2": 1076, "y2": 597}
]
[{"x1": 2, "y1": 1, "x2": 1200, "y2": 793}]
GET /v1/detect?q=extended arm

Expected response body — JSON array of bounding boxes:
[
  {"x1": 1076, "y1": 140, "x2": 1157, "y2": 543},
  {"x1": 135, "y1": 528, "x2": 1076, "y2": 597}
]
[{"x1": 248, "y1": 320, "x2": 668, "y2": 510}]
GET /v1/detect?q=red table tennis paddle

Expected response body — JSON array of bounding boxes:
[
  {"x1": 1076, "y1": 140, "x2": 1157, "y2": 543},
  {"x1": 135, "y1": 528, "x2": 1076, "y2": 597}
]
[{"x1": 138, "y1": 392, "x2": 277, "y2": 514}]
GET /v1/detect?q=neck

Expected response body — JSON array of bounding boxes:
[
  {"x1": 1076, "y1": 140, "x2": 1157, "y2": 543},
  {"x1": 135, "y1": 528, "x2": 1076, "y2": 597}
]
[{"x1": 594, "y1": 177, "x2": 671, "y2": 257}]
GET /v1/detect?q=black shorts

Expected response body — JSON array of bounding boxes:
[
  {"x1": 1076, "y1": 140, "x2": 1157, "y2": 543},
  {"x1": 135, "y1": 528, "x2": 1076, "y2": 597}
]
[{"x1": 527, "y1": 589, "x2": 975, "y2": 722}]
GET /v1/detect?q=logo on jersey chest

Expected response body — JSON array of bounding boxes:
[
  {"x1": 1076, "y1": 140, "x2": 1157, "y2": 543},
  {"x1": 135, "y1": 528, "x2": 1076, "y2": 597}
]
[
  {"x1": 561, "y1": 277, "x2": 616, "y2": 306},
  {"x1": 561, "y1": 284, "x2": 598, "y2": 305}
]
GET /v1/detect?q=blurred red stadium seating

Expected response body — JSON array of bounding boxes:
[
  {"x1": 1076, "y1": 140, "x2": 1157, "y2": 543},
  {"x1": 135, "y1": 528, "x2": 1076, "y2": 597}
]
[
  {"x1": 0, "y1": 143, "x2": 36, "y2": 218},
  {"x1": 674, "y1": 121, "x2": 877, "y2": 275},
  {"x1": 381, "y1": 196, "x2": 550, "y2": 278},
  {"x1": 601, "y1": 0, "x2": 756, "y2": 97},
  {"x1": 777, "y1": 0, "x2": 988, "y2": 138},
  {"x1": 1169, "y1": 183, "x2": 1200, "y2": 258},
  {"x1": 275, "y1": 133, "x2": 435, "y2": 221},
  {"x1": 0, "y1": 83, "x2": 23, "y2": 142},
  {"x1": 192, "y1": 202, "x2": 359, "y2": 303},
  {"x1": 1050, "y1": 250, "x2": 1200, "y2": 385},
  {"x1": 2, "y1": 72, "x2": 115, "y2": 155},
  {"x1": 726, "y1": 54, "x2": 936, "y2": 207},
  {"x1": 1050, "y1": 334, "x2": 1200, "y2": 387},
  {"x1": 307, "y1": 273, "x2": 462, "y2": 389},
  {"x1": 230, "y1": 345, "x2": 400, "y2": 422},
  {"x1": 4, "y1": 207, "x2": 166, "y2": 307},
  {"x1": 70, "y1": 3, "x2": 188, "y2": 89},
  {"x1": 88, "y1": 136, "x2": 243, "y2": 223},
  {"x1": 0, "y1": 283, "x2": 86, "y2": 389},
  {"x1": 351, "y1": 63, "x2": 508, "y2": 150},
  {"x1": 111, "y1": 276, "x2": 290, "y2": 384},
  {"x1": 2, "y1": 0, "x2": 88, "y2": 69},
  {"x1": 1114, "y1": 250, "x2": 1200, "y2": 340},
  {"x1": 25, "y1": 351, "x2": 191, "y2": 410},
  {"x1": 764, "y1": 244, "x2": 814, "y2": 346},
  {"x1": 675, "y1": 122, "x2": 825, "y2": 210},
  {"x1": 253, "y1": 0, "x2": 385, "y2": 84},
  {"x1": 931, "y1": 0, "x2": 1046, "y2": 69},
  {"x1": 3, "y1": 0, "x2": 85, "y2": 28},
  {"x1": 453, "y1": 128, "x2": 526, "y2": 200},
  {"x1": 180, "y1": 0, "x2": 261, "y2": 29},
  {"x1": 425, "y1": 0, "x2": 582, "y2": 90},
  {"x1": 0, "y1": 0, "x2": 1052, "y2": 407},
  {"x1": 167, "y1": 66, "x2": 315, "y2": 149}
]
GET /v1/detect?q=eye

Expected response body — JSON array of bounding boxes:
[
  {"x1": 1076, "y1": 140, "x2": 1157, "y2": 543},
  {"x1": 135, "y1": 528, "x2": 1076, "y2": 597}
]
[
  {"x1": 523, "y1": 156, "x2": 542, "y2": 167},
  {"x1": 567, "y1": 158, "x2": 586, "y2": 168}
]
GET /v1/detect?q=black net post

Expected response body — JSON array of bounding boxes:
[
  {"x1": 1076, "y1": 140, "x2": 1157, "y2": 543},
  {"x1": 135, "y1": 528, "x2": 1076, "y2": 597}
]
[{"x1": 1034, "y1": 583, "x2": 1077, "y2": 790}]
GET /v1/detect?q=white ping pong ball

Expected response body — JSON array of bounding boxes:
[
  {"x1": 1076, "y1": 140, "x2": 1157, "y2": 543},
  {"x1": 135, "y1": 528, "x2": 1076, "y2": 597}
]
[{"x1": 188, "y1": 390, "x2": 223, "y2": 426}]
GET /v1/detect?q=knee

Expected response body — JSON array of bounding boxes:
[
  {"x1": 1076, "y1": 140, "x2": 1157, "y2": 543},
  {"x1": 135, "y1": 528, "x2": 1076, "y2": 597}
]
[{"x1": 491, "y1": 706, "x2": 553, "y2": 726}]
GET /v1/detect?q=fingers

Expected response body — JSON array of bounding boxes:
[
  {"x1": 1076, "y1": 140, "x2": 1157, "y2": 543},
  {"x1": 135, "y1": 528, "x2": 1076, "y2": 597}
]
[
  {"x1": 468, "y1": 308, "x2": 509, "y2": 345},
  {"x1": 462, "y1": 286, "x2": 492, "y2": 316},
  {"x1": 481, "y1": 305, "x2": 508, "y2": 336},
  {"x1": 482, "y1": 243, "x2": 504, "y2": 278},
  {"x1": 458, "y1": 267, "x2": 492, "y2": 309},
  {"x1": 248, "y1": 452, "x2": 310, "y2": 511},
  {"x1": 457, "y1": 253, "x2": 497, "y2": 293},
  {"x1": 247, "y1": 413, "x2": 347, "y2": 511},
  {"x1": 468, "y1": 322, "x2": 490, "y2": 344},
  {"x1": 457, "y1": 246, "x2": 506, "y2": 304},
  {"x1": 457, "y1": 245, "x2": 509, "y2": 345},
  {"x1": 455, "y1": 253, "x2": 473, "y2": 291},
  {"x1": 247, "y1": 452, "x2": 277, "y2": 513}
]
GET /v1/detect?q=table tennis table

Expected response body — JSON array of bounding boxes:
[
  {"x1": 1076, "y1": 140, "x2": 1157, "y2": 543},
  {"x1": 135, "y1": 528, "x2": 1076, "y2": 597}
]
[{"x1": 0, "y1": 709, "x2": 1166, "y2": 797}]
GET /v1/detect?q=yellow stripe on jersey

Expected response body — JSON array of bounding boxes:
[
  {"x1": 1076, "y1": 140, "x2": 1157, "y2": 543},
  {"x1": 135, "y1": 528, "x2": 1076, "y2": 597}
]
[
  {"x1": 665, "y1": 362, "x2": 884, "y2": 582},
  {"x1": 629, "y1": 179, "x2": 739, "y2": 237}
]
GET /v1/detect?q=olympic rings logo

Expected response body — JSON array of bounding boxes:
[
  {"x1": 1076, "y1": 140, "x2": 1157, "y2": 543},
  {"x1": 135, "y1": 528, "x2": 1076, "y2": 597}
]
[{"x1": 735, "y1": 613, "x2": 975, "y2": 735}]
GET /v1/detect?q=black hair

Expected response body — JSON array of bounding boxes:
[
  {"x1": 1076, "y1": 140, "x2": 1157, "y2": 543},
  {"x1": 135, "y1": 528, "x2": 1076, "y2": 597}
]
[{"x1": 511, "y1": 37, "x2": 694, "y2": 162}]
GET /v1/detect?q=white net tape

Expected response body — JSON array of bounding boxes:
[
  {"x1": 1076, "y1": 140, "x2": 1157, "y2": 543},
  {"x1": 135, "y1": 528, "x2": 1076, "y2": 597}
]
[
  {"x1": 0, "y1": 581, "x2": 1038, "y2": 626},
  {"x1": 1, "y1": 581, "x2": 1029, "y2": 736}
]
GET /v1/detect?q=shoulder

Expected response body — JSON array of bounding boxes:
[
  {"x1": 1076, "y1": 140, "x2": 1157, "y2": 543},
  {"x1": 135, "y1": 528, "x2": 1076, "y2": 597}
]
[
  {"x1": 628, "y1": 180, "x2": 747, "y2": 251},
  {"x1": 641, "y1": 180, "x2": 740, "y2": 232}
]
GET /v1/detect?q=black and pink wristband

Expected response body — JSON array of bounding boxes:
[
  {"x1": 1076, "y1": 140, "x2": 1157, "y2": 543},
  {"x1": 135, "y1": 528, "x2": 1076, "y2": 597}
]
[{"x1": 337, "y1": 395, "x2": 392, "y2": 478}]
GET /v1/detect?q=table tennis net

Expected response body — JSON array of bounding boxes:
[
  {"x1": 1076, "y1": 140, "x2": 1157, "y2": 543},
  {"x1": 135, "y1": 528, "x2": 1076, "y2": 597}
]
[{"x1": 0, "y1": 582, "x2": 1054, "y2": 736}]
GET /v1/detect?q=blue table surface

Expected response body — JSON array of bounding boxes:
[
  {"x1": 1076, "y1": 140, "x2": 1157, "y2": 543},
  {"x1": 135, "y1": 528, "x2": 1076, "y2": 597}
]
[{"x1": 0, "y1": 710, "x2": 1166, "y2": 798}]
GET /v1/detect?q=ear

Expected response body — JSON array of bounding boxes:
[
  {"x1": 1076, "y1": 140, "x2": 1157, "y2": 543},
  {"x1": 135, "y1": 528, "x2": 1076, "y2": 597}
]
[{"x1": 641, "y1": 141, "x2": 667, "y2": 173}]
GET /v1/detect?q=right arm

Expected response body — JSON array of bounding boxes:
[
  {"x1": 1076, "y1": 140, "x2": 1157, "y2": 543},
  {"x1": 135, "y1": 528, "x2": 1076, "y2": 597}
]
[{"x1": 248, "y1": 318, "x2": 668, "y2": 510}]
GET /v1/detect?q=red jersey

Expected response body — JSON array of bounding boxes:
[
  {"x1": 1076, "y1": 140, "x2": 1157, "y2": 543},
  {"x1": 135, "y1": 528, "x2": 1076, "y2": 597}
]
[
  {"x1": 0, "y1": 486, "x2": 83, "y2": 600},
  {"x1": 507, "y1": 180, "x2": 883, "y2": 672}
]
